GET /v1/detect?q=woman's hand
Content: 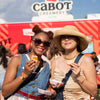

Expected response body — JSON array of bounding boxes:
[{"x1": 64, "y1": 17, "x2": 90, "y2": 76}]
[
  {"x1": 51, "y1": 82, "x2": 64, "y2": 89},
  {"x1": 70, "y1": 63, "x2": 81, "y2": 78},
  {"x1": 46, "y1": 87, "x2": 56, "y2": 99},
  {"x1": 0, "y1": 92, "x2": 4, "y2": 100},
  {"x1": 23, "y1": 60, "x2": 38, "y2": 75}
]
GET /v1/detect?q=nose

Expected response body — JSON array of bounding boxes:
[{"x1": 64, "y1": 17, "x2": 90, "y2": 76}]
[
  {"x1": 39, "y1": 42, "x2": 44, "y2": 47},
  {"x1": 65, "y1": 37, "x2": 69, "y2": 41}
]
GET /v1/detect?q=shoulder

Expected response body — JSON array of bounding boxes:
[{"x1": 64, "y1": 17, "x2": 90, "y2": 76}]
[
  {"x1": 80, "y1": 54, "x2": 95, "y2": 70},
  {"x1": 11, "y1": 55, "x2": 21, "y2": 61},
  {"x1": 50, "y1": 56, "x2": 62, "y2": 69},
  {"x1": 51, "y1": 56, "x2": 61, "y2": 64},
  {"x1": 42, "y1": 55, "x2": 50, "y2": 65},
  {"x1": 81, "y1": 54, "x2": 93, "y2": 63},
  {"x1": 4, "y1": 55, "x2": 22, "y2": 74},
  {"x1": 9, "y1": 55, "x2": 21, "y2": 66}
]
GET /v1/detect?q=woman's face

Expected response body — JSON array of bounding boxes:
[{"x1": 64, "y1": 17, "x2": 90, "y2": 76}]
[
  {"x1": 31, "y1": 32, "x2": 50, "y2": 56},
  {"x1": 60, "y1": 35, "x2": 78, "y2": 51}
]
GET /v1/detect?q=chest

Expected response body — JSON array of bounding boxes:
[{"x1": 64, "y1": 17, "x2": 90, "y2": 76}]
[{"x1": 56, "y1": 58, "x2": 75, "y2": 73}]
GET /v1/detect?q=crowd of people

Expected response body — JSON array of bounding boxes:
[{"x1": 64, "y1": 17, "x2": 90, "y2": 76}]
[{"x1": 0, "y1": 24, "x2": 99, "y2": 100}]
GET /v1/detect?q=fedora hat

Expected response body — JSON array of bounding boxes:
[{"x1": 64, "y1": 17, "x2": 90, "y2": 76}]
[{"x1": 53, "y1": 25, "x2": 89, "y2": 51}]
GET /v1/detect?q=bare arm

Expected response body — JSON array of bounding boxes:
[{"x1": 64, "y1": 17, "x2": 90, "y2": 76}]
[
  {"x1": 2, "y1": 56, "x2": 36, "y2": 98},
  {"x1": 50, "y1": 59, "x2": 56, "y2": 79},
  {"x1": 2, "y1": 56, "x2": 23, "y2": 97},
  {"x1": 72, "y1": 55, "x2": 97, "y2": 96}
]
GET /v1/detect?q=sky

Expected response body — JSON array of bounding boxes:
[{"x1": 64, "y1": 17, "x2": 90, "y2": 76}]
[{"x1": 0, "y1": 0, "x2": 100, "y2": 23}]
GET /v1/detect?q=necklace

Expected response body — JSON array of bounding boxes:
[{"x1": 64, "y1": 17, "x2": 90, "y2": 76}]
[{"x1": 63, "y1": 53, "x2": 79, "y2": 60}]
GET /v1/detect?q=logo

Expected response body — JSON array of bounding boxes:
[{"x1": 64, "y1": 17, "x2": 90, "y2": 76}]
[
  {"x1": 31, "y1": 0, "x2": 73, "y2": 16},
  {"x1": 23, "y1": 29, "x2": 35, "y2": 36}
]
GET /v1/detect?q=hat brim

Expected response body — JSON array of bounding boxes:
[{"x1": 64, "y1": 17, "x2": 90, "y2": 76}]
[{"x1": 53, "y1": 29, "x2": 89, "y2": 51}]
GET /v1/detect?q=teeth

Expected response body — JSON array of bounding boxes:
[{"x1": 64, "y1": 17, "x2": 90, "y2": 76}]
[{"x1": 37, "y1": 48, "x2": 43, "y2": 51}]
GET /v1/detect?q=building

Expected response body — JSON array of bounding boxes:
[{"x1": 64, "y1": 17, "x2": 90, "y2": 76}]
[
  {"x1": 87, "y1": 13, "x2": 100, "y2": 19},
  {"x1": 32, "y1": 13, "x2": 73, "y2": 22}
]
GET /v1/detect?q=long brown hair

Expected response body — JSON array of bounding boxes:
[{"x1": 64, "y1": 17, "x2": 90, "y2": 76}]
[
  {"x1": 0, "y1": 45, "x2": 8, "y2": 68},
  {"x1": 46, "y1": 40, "x2": 62, "y2": 60}
]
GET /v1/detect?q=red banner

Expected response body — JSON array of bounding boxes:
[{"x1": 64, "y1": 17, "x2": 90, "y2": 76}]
[
  {"x1": 0, "y1": 19, "x2": 100, "y2": 55},
  {"x1": 96, "y1": 75, "x2": 100, "y2": 85}
]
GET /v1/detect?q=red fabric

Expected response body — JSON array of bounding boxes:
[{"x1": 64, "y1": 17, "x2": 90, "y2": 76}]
[
  {"x1": 17, "y1": 90, "x2": 44, "y2": 100},
  {"x1": 0, "y1": 19, "x2": 100, "y2": 56},
  {"x1": 96, "y1": 75, "x2": 100, "y2": 85}
]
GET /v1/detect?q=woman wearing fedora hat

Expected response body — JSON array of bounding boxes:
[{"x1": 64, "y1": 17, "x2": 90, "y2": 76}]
[{"x1": 50, "y1": 25, "x2": 97, "y2": 100}]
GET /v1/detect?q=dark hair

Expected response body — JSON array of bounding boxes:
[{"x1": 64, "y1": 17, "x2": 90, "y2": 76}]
[
  {"x1": 31, "y1": 25, "x2": 53, "y2": 40},
  {"x1": 92, "y1": 57, "x2": 98, "y2": 63},
  {"x1": 77, "y1": 44, "x2": 82, "y2": 52},
  {"x1": 75, "y1": 37, "x2": 82, "y2": 52},
  {"x1": 6, "y1": 48, "x2": 13, "y2": 57},
  {"x1": 17, "y1": 43, "x2": 27, "y2": 54},
  {"x1": 91, "y1": 52, "x2": 96, "y2": 54},
  {"x1": 46, "y1": 41, "x2": 62, "y2": 60},
  {"x1": 0, "y1": 45, "x2": 8, "y2": 68}
]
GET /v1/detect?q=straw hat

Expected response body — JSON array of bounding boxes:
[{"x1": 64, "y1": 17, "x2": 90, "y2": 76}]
[{"x1": 53, "y1": 25, "x2": 89, "y2": 51}]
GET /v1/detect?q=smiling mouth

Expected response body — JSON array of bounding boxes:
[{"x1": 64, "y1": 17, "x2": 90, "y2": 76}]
[
  {"x1": 37, "y1": 47, "x2": 44, "y2": 52},
  {"x1": 65, "y1": 42, "x2": 71, "y2": 45}
]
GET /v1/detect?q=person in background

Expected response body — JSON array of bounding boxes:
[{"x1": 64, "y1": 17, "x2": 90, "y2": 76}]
[
  {"x1": 91, "y1": 52, "x2": 96, "y2": 58},
  {"x1": 97, "y1": 54, "x2": 100, "y2": 63},
  {"x1": 0, "y1": 45, "x2": 8, "y2": 100},
  {"x1": 6, "y1": 47, "x2": 14, "y2": 63},
  {"x1": 2, "y1": 25, "x2": 56, "y2": 100},
  {"x1": 17, "y1": 43, "x2": 27, "y2": 54},
  {"x1": 95, "y1": 61, "x2": 100, "y2": 72},
  {"x1": 46, "y1": 40, "x2": 62, "y2": 61},
  {"x1": 91, "y1": 52, "x2": 99, "y2": 67},
  {"x1": 42, "y1": 40, "x2": 62, "y2": 66},
  {"x1": 27, "y1": 48, "x2": 31, "y2": 53},
  {"x1": 0, "y1": 45, "x2": 8, "y2": 73},
  {"x1": 50, "y1": 25, "x2": 97, "y2": 100}
]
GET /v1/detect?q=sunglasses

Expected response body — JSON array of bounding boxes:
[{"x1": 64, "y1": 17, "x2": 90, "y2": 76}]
[{"x1": 32, "y1": 38, "x2": 50, "y2": 47}]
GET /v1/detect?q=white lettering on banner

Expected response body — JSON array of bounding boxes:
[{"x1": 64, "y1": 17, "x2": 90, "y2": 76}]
[
  {"x1": 23, "y1": 28, "x2": 61, "y2": 36},
  {"x1": 43, "y1": 28, "x2": 61, "y2": 32},
  {"x1": 23, "y1": 29, "x2": 35, "y2": 36},
  {"x1": 31, "y1": 1, "x2": 73, "y2": 16},
  {"x1": 38, "y1": 10, "x2": 66, "y2": 16}
]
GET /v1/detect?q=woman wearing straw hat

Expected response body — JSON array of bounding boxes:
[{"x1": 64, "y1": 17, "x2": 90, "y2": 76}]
[{"x1": 50, "y1": 25, "x2": 97, "y2": 100}]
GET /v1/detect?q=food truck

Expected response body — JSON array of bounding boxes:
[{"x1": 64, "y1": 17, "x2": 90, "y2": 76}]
[{"x1": 0, "y1": 19, "x2": 100, "y2": 55}]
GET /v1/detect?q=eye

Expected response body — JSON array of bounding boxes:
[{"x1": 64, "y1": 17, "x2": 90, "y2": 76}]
[
  {"x1": 32, "y1": 38, "x2": 42, "y2": 45},
  {"x1": 61, "y1": 35, "x2": 66, "y2": 39},
  {"x1": 43, "y1": 41, "x2": 50, "y2": 47}
]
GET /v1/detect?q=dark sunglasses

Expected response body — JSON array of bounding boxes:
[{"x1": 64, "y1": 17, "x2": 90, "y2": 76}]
[
  {"x1": 32, "y1": 38, "x2": 50, "y2": 47},
  {"x1": 61, "y1": 35, "x2": 78, "y2": 40}
]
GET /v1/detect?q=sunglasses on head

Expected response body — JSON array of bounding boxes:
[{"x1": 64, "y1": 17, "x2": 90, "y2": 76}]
[{"x1": 32, "y1": 38, "x2": 50, "y2": 47}]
